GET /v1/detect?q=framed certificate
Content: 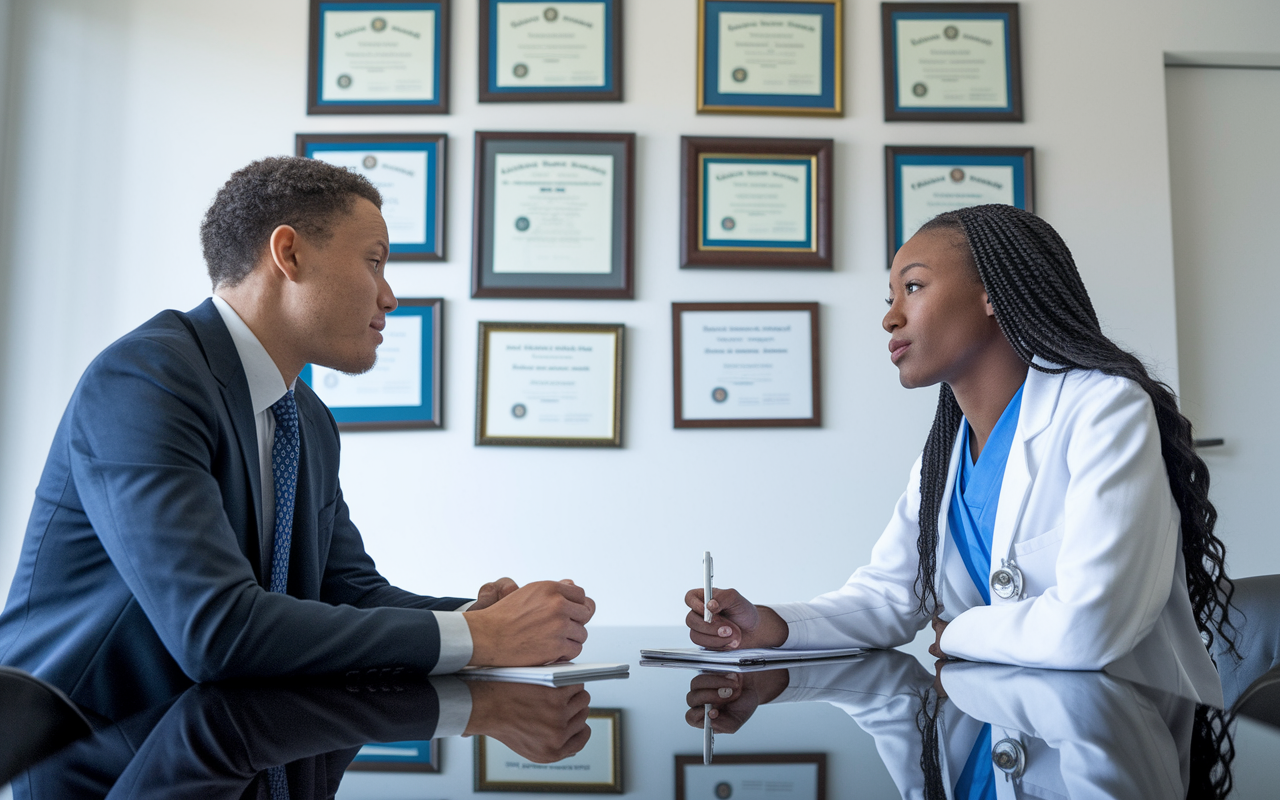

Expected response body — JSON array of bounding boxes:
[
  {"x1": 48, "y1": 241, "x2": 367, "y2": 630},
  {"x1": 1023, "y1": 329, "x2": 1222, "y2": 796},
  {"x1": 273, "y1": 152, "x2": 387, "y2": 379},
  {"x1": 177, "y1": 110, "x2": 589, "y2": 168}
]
[
  {"x1": 673, "y1": 303, "x2": 821, "y2": 429},
  {"x1": 472, "y1": 132, "x2": 634, "y2": 299},
  {"x1": 296, "y1": 133, "x2": 447, "y2": 261},
  {"x1": 676, "y1": 753, "x2": 826, "y2": 800},
  {"x1": 347, "y1": 739, "x2": 440, "y2": 772},
  {"x1": 697, "y1": 0, "x2": 843, "y2": 117},
  {"x1": 474, "y1": 708, "x2": 623, "y2": 792},
  {"x1": 885, "y1": 145, "x2": 1033, "y2": 267},
  {"x1": 476, "y1": 322, "x2": 624, "y2": 447},
  {"x1": 300, "y1": 298, "x2": 443, "y2": 430},
  {"x1": 479, "y1": 0, "x2": 624, "y2": 103},
  {"x1": 881, "y1": 3, "x2": 1022, "y2": 122},
  {"x1": 307, "y1": 0, "x2": 450, "y2": 115},
  {"x1": 680, "y1": 136, "x2": 833, "y2": 270}
]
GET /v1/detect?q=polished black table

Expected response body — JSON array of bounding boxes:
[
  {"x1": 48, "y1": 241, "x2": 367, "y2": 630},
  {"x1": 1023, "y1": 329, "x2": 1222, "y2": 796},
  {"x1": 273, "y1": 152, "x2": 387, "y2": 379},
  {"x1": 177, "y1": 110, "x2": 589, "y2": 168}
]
[{"x1": 5, "y1": 626, "x2": 1280, "y2": 799}]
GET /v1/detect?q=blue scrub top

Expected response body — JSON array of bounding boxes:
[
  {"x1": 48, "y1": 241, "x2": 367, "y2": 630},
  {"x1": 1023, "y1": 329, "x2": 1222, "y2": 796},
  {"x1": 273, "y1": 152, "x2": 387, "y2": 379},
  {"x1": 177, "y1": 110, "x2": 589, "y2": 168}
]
[{"x1": 947, "y1": 384, "x2": 1026, "y2": 605}]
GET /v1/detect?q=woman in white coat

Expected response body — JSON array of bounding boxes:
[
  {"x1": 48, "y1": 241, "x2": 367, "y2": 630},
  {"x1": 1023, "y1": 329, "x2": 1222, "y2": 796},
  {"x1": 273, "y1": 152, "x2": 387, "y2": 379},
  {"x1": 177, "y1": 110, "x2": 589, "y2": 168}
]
[{"x1": 685, "y1": 204, "x2": 1236, "y2": 705}]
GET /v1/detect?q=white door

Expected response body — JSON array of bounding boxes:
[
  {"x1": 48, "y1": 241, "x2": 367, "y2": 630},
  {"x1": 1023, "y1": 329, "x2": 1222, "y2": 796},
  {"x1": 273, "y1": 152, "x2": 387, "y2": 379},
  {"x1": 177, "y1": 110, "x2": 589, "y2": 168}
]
[{"x1": 1167, "y1": 65, "x2": 1280, "y2": 577}]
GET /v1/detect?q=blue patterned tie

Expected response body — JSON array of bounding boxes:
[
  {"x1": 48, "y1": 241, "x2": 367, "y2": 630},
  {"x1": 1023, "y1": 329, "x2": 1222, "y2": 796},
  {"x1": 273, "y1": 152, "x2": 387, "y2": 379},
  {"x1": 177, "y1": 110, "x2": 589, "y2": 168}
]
[{"x1": 266, "y1": 389, "x2": 300, "y2": 800}]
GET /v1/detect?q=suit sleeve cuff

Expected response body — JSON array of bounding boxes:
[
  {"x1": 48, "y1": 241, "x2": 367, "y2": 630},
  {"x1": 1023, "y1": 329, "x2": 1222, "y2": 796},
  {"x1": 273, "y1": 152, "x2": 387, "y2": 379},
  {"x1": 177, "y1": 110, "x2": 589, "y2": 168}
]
[
  {"x1": 427, "y1": 675, "x2": 474, "y2": 738},
  {"x1": 429, "y1": 611, "x2": 474, "y2": 675}
]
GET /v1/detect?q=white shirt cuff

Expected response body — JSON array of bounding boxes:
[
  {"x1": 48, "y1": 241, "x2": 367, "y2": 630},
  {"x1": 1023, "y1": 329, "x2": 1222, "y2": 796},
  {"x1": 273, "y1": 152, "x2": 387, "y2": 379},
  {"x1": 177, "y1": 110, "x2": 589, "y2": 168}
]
[
  {"x1": 429, "y1": 610, "x2": 474, "y2": 675},
  {"x1": 428, "y1": 675, "x2": 473, "y2": 738}
]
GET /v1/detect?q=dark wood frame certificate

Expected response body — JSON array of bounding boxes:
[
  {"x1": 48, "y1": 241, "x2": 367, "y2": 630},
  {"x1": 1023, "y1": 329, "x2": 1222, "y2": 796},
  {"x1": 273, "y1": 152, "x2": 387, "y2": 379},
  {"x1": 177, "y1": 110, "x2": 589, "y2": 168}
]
[
  {"x1": 884, "y1": 145, "x2": 1033, "y2": 267},
  {"x1": 672, "y1": 302, "x2": 821, "y2": 429},
  {"x1": 296, "y1": 133, "x2": 447, "y2": 261},
  {"x1": 347, "y1": 739, "x2": 440, "y2": 772},
  {"x1": 676, "y1": 753, "x2": 826, "y2": 800},
  {"x1": 474, "y1": 708, "x2": 623, "y2": 792},
  {"x1": 697, "y1": 0, "x2": 843, "y2": 116},
  {"x1": 307, "y1": 0, "x2": 451, "y2": 115},
  {"x1": 472, "y1": 132, "x2": 635, "y2": 299},
  {"x1": 300, "y1": 298, "x2": 444, "y2": 431},
  {"x1": 680, "y1": 136, "x2": 833, "y2": 270},
  {"x1": 881, "y1": 2, "x2": 1022, "y2": 122},
  {"x1": 478, "y1": 0, "x2": 624, "y2": 103},
  {"x1": 476, "y1": 322, "x2": 624, "y2": 447}
]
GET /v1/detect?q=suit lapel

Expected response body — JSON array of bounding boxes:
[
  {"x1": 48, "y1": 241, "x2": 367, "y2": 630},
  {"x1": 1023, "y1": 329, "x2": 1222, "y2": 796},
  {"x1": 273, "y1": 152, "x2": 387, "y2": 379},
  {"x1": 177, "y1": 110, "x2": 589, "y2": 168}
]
[
  {"x1": 184, "y1": 299, "x2": 266, "y2": 578},
  {"x1": 990, "y1": 368, "x2": 1066, "y2": 575}
]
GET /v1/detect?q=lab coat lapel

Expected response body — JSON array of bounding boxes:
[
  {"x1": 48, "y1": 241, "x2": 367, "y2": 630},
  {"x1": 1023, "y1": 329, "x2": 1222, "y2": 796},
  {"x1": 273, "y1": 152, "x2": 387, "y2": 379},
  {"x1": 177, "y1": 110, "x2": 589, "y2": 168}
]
[{"x1": 990, "y1": 368, "x2": 1066, "y2": 578}]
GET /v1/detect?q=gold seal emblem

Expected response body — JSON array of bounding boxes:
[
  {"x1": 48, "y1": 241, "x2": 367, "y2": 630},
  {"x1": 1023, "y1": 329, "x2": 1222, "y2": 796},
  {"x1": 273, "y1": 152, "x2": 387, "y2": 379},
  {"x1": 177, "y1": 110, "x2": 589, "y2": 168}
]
[
  {"x1": 371, "y1": 17, "x2": 388, "y2": 32},
  {"x1": 950, "y1": 168, "x2": 965, "y2": 183},
  {"x1": 944, "y1": 25, "x2": 959, "y2": 39},
  {"x1": 544, "y1": 7, "x2": 558, "y2": 21}
]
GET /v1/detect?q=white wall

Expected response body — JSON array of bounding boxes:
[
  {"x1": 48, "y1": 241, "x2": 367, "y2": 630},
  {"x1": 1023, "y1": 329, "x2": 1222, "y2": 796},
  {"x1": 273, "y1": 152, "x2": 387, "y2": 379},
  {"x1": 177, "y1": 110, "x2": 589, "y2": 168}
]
[{"x1": 1, "y1": 0, "x2": 1278, "y2": 619}]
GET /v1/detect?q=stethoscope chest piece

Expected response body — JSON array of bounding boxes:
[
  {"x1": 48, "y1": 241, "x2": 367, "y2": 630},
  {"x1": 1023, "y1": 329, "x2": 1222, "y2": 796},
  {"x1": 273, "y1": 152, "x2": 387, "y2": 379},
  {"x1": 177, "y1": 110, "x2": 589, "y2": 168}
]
[
  {"x1": 992, "y1": 737, "x2": 1027, "y2": 781},
  {"x1": 990, "y1": 558, "x2": 1023, "y2": 600}
]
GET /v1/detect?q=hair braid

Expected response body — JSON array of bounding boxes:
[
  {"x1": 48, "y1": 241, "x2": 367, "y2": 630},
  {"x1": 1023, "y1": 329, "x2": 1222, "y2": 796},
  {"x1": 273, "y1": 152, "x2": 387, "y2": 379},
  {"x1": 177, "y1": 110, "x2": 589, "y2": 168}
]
[{"x1": 910, "y1": 205, "x2": 1238, "y2": 656}]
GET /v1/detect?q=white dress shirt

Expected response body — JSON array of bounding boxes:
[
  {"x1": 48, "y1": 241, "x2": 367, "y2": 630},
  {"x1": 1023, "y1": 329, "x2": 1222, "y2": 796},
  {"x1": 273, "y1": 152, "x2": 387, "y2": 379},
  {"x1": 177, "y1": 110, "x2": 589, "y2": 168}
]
[{"x1": 210, "y1": 297, "x2": 475, "y2": 707}]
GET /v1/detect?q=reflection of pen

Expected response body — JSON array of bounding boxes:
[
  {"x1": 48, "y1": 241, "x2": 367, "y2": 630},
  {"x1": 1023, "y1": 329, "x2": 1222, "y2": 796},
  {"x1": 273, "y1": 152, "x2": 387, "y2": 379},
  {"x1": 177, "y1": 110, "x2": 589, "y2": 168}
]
[
  {"x1": 704, "y1": 702, "x2": 714, "y2": 764},
  {"x1": 703, "y1": 551, "x2": 714, "y2": 624}
]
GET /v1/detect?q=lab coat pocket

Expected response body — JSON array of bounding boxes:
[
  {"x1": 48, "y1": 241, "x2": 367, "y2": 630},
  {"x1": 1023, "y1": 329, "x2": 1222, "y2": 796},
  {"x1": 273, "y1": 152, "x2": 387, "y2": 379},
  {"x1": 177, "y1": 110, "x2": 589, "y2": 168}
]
[{"x1": 1012, "y1": 524, "x2": 1065, "y2": 595}]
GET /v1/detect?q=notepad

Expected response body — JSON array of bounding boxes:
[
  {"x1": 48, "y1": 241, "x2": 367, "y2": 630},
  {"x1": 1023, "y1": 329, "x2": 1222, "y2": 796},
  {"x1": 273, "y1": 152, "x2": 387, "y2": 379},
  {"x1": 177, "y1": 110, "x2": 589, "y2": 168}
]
[
  {"x1": 638, "y1": 646, "x2": 864, "y2": 667},
  {"x1": 458, "y1": 662, "x2": 630, "y2": 687}
]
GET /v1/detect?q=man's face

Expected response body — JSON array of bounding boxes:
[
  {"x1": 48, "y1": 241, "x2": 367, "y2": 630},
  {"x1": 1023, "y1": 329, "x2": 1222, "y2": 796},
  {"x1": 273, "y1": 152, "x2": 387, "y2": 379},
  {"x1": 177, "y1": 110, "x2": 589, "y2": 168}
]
[{"x1": 292, "y1": 197, "x2": 396, "y2": 374}]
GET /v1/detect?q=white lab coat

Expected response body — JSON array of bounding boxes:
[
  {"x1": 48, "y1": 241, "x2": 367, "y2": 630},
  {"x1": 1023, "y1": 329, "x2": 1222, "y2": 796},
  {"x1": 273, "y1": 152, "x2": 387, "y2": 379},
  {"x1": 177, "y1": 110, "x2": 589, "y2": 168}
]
[{"x1": 771, "y1": 367, "x2": 1223, "y2": 705}]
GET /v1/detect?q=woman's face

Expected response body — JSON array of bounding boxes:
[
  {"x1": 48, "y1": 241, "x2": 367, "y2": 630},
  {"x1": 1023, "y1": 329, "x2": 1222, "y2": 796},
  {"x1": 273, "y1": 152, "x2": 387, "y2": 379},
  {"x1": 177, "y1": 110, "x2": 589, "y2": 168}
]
[{"x1": 882, "y1": 228, "x2": 1002, "y2": 389}]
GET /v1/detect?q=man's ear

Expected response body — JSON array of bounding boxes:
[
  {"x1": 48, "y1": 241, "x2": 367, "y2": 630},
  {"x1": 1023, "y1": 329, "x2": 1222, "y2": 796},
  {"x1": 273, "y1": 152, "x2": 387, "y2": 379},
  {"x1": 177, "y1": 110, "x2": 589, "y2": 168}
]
[{"x1": 267, "y1": 224, "x2": 302, "y2": 282}]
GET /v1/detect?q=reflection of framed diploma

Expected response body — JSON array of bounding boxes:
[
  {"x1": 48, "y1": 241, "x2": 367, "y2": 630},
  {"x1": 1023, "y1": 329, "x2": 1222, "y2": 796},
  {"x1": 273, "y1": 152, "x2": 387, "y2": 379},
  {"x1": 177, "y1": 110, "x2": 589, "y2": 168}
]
[
  {"x1": 476, "y1": 322, "x2": 624, "y2": 447},
  {"x1": 472, "y1": 132, "x2": 634, "y2": 299},
  {"x1": 308, "y1": 0, "x2": 451, "y2": 115},
  {"x1": 697, "y1": 0, "x2": 843, "y2": 116},
  {"x1": 885, "y1": 145, "x2": 1033, "y2": 267},
  {"x1": 475, "y1": 708, "x2": 623, "y2": 792},
  {"x1": 347, "y1": 739, "x2": 440, "y2": 772},
  {"x1": 479, "y1": 0, "x2": 623, "y2": 103},
  {"x1": 296, "y1": 133, "x2": 446, "y2": 261},
  {"x1": 676, "y1": 753, "x2": 826, "y2": 800},
  {"x1": 673, "y1": 303, "x2": 821, "y2": 429},
  {"x1": 300, "y1": 298, "x2": 443, "y2": 430},
  {"x1": 881, "y1": 3, "x2": 1022, "y2": 122},
  {"x1": 681, "y1": 136, "x2": 833, "y2": 270}
]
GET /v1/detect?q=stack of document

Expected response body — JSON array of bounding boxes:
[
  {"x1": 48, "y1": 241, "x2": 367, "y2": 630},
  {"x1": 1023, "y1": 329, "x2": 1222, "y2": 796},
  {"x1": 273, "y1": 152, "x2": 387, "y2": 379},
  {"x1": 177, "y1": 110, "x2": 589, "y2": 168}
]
[
  {"x1": 639, "y1": 646, "x2": 864, "y2": 671},
  {"x1": 458, "y1": 662, "x2": 630, "y2": 687}
]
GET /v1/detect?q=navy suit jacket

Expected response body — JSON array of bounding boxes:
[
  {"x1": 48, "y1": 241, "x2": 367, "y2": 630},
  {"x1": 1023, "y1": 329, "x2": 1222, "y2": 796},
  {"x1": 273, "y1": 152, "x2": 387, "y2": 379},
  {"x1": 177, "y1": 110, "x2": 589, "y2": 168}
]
[{"x1": 0, "y1": 300, "x2": 468, "y2": 721}]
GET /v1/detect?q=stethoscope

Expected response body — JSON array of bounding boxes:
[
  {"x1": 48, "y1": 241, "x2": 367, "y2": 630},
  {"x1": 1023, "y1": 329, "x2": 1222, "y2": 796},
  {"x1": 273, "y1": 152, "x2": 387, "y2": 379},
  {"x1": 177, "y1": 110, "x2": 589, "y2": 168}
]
[
  {"x1": 988, "y1": 559, "x2": 1028, "y2": 780},
  {"x1": 990, "y1": 557, "x2": 1024, "y2": 601}
]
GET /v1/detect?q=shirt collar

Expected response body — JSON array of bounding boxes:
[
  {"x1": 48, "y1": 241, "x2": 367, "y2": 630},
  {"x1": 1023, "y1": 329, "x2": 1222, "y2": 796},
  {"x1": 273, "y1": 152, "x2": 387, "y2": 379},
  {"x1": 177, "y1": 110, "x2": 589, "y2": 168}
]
[{"x1": 210, "y1": 295, "x2": 291, "y2": 415}]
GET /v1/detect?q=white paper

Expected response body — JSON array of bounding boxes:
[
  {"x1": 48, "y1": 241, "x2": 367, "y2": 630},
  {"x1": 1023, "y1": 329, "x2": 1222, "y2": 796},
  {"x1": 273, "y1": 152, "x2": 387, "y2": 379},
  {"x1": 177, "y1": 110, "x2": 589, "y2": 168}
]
[
  {"x1": 484, "y1": 330, "x2": 617, "y2": 439},
  {"x1": 899, "y1": 164, "x2": 1015, "y2": 243},
  {"x1": 682, "y1": 762, "x2": 819, "y2": 799},
  {"x1": 495, "y1": 2, "x2": 607, "y2": 88},
  {"x1": 310, "y1": 316, "x2": 422, "y2": 408},
  {"x1": 482, "y1": 716, "x2": 615, "y2": 784},
  {"x1": 704, "y1": 160, "x2": 810, "y2": 244},
  {"x1": 717, "y1": 12, "x2": 823, "y2": 96},
  {"x1": 320, "y1": 9, "x2": 437, "y2": 102},
  {"x1": 680, "y1": 310, "x2": 813, "y2": 421},
  {"x1": 895, "y1": 18, "x2": 1008, "y2": 108},
  {"x1": 309, "y1": 149, "x2": 428, "y2": 245},
  {"x1": 491, "y1": 154, "x2": 614, "y2": 274}
]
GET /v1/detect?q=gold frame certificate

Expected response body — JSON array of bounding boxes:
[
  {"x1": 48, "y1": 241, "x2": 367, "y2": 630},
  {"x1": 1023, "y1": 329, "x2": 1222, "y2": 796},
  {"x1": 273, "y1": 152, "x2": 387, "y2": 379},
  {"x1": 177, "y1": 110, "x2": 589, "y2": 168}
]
[
  {"x1": 308, "y1": 0, "x2": 451, "y2": 114},
  {"x1": 672, "y1": 303, "x2": 821, "y2": 429},
  {"x1": 881, "y1": 2, "x2": 1022, "y2": 122},
  {"x1": 476, "y1": 322, "x2": 624, "y2": 447}
]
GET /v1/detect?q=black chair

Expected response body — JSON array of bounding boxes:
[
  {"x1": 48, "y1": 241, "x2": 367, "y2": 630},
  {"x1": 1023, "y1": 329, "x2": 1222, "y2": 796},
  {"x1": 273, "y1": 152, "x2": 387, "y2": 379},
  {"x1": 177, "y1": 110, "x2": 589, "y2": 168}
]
[
  {"x1": 1211, "y1": 574, "x2": 1280, "y2": 720},
  {"x1": 0, "y1": 666, "x2": 93, "y2": 785}
]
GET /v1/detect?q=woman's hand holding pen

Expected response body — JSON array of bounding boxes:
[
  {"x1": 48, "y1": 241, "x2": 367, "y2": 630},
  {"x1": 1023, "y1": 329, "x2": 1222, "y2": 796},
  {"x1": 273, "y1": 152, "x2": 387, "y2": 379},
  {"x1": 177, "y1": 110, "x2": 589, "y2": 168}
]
[{"x1": 684, "y1": 588, "x2": 788, "y2": 650}]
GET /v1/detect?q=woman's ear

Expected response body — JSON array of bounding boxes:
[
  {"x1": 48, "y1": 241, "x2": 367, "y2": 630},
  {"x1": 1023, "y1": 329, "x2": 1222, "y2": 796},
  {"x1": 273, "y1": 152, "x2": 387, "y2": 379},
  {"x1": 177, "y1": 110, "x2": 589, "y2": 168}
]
[{"x1": 983, "y1": 292, "x2": 996, "y2": 317}]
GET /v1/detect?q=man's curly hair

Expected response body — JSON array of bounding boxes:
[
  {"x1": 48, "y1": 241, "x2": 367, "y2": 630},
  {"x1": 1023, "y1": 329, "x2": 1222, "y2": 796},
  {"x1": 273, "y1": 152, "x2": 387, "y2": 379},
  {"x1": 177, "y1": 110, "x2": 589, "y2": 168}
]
[{"x1": 199, "y1": 156, "x2": 382, "y2": 289}]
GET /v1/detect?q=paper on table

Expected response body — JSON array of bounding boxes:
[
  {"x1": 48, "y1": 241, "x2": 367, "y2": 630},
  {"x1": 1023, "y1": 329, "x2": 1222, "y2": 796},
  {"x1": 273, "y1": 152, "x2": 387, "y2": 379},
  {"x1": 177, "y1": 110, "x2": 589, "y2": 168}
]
[
  {"x1": 638, "y1": 647, "x2": 863, "y2": 665},
  {"x1": 459, "y1": 662, "x2": 629, "y2": 686}
]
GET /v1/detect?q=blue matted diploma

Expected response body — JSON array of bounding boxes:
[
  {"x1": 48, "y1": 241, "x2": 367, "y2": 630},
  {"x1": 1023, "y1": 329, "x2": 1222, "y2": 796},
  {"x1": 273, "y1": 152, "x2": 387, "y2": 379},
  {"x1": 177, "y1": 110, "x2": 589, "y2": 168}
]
[
  {"x1": 888, "y1": 11, "x2": 1012, "y2": 114},
  {"x1": 699, "y1": 0, "x2": 842, "y2": 115},
  {"x1": 300, "y1": 299, "x2": 442, "y2": 430},
  {"x1": 700, "y1": 156, "x2": 815, "y2": 252},
  {"x1": 348, "y1": 739, "x2": 439, "y2": 772},
  {"x1": 481, "y1": 0, "x2": 620, "y2": 100},
  {"x1": 310, "y1": 1, "x2": 448, "y2": 113}
]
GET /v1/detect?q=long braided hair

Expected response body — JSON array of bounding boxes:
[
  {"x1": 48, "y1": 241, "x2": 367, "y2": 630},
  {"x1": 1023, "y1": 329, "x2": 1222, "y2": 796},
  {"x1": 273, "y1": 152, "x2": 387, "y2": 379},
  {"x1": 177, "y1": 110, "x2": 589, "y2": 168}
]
[{"x1": 908, "y1": 204, "x2": 1237, "y2": 657}]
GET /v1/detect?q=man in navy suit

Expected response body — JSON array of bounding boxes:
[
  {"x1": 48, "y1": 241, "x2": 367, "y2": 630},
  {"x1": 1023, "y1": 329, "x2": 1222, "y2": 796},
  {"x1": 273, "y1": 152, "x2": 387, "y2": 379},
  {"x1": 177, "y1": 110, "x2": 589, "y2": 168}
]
[{"x1": 0, "y1": 157, "x2": 595, "y2": 721}]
